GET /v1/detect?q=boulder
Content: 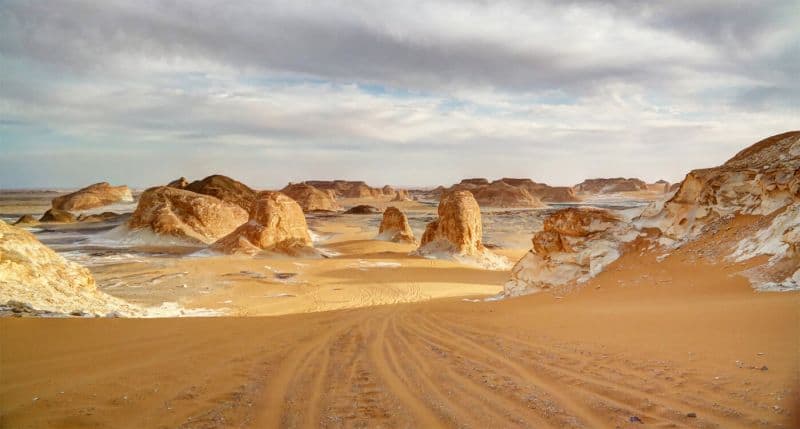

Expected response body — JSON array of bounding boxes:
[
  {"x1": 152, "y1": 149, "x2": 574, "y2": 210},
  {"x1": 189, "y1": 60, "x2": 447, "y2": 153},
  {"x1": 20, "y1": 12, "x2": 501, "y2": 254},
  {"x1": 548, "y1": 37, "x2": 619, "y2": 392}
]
[
  {"x1": 212, "y1": 191, "x2": 313, "y2": 255},
  {"x1": 280, "y1": 183, "x2": 341, "y2": 212},
  {"x1": 344, "y1": 205, "x2": 382, "y2": 214},
  {"x1": 378, "y1": 207, "x2": 416, "y2": 243},
  {"x1": 13, "y1": 215, "x2": 37, "y2": 225},
  {"x1": 77, "y1": 211, "x2": 120, "y2": 223},
  {"x1": 574, "y1": 178, "x2": 648, "y2": 194},
  {"x1": 51, "y1": 182, "x2": 133, "y2": 211},
  {"x1": 505, "y1": 208, "x2": 636, "y2": 296},
  {"x1": 185, "y1": 174, "x2": 257, "y2": 211},
  {"x1": 0, "y1": 220, "x2": 139, "y2": 316},
  {"x1": 167, "y1": 177, "x2": 189, "y2": 189},
  {"x1": 39, "y1": 208, "x2": 76, "y2": 223},
  {"x1": 127, "y1": 186, "x2": 248, "y2": 244}
]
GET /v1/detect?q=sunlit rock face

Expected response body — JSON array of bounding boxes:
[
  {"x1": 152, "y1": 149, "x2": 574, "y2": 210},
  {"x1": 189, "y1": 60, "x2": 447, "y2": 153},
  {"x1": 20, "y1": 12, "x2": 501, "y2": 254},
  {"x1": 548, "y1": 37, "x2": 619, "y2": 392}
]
[
  {"x1": 212, "y1": 191, "x2": 313, "y2": 255},
  {"x1": 505, "y1": 208, "x2": 637, "y2": 296},
  {"x1": 280, "y1": 183, "x2": 341, "y2": 212},
  {"x1": 51, "y1": 182, "x2": 133, "y2": 211},
  {"x1": 498, "y1": 178, "x2": 580, "y2": 202},
  {"x1": 128, "y1": 186, "x2": 248, "y2": 244},
  {"x1": 167, "y1": 177, "x2": 189, "y2": 189},
  {"x1": 185, "y1": 174, "x2": 258, "y2": 211},
  {"x1": 0, "y1": 220, "x2": 140, "y2": 316},
  {"x1": 378, "y1": 207, "x2": 415, "y2": 243},
  {"x1": 461, "y1": 180, "x2": 546, "y2": 208},
  {"x1": 303, "y1": 180, "x2": 383, "y2": 198},
  {"x1": 39, "y1": 208, "x2": 76, "y2": 223},
  {"x1": 574, "y1": 178, "x2": 648, "y2": 194}
]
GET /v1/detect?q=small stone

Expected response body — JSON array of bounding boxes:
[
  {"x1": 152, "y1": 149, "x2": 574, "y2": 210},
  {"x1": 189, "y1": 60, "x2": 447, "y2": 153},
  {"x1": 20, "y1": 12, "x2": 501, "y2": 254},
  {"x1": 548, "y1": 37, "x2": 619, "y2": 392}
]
[
  {"x1": 629, "y1": 416, "x2": 643, "y2": 423},
  {"x1": 687, "y1": 412, "x2": 697, "y2": 418}
]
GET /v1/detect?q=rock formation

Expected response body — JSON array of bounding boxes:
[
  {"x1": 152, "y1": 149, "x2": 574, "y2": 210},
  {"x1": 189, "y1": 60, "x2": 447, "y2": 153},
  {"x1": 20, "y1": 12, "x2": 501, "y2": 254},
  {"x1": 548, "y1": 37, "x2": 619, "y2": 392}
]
[
  {"x1": 77, "y1": 211, "x2": 120, "y2": 223},
  {"x1": 212, "y1": 191, "x2": 313, "y2": 255},
  {"x1": 0, "y1": 220, "x2": 139, "y2": 316},
  {"x1": 417, "y1": 191, "x2": 505, "y2": 266},
  {"x1": 303, "y1": 180, "x2": 387, "y2": 198},
  {"x1": 51, "y1": 182, "x2": 133, "y2": 211},
  {"x1": 280, "y1": 183, "x2": 341, "y2": 212},
  {"x1": 391, "y1": 189, "x2": 412, "y2": 201},
  {"x1": 505, "y1": 208, "x2": 637, "y2": 296},
  {"x1": 185, "y1": 175, "x2": 257, "y2": 211},
  {"x1": 464, "y1": 180, "x2": 546, "y2": 208},
  {"x1": 39, "y1": 208, "x2": 76, "y2": 223},
  {"x1": 498, "y1": 178, "x2": 580, "y2": 202},
  {"x1": 13, "y1": 215, "x2": 36, "y2": 225},
  {"x1": 378, "y1": 207, "x2": 415, "y2": 243},
  {"x1": 344, "y1": 205, "x2": 382, "y2": 214},
  {"x1": 128, "y1": 186, "x2": 248, "y2": 244},
  {"x1": 574, "y1": 178, "x2": 648, "y2": 194},
  {"x1": 167, "y1": 177, "x2": 189, "y2": 189}
]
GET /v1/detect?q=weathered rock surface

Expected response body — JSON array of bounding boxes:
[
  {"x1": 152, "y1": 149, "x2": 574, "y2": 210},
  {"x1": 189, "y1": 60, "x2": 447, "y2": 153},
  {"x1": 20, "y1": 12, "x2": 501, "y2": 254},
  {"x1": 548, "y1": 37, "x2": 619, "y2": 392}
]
[
  {"x1": 378, "y1": 207, "x2": 415, "y2": 243},
  {"x1": 462, "y1": 180, "x2": 546, "y2": 208},
  {"x1": 280, "y1": 183, "x2": 341, "y2": 212},
  {"x1": 167, "y1": 177, "x2": 189, "y2": 189},
  {"x1": 13, "y1": 215, "x2": 36, "y2": 225},
  {"x1": 0, "y1": 220, "x2": 139, "y2": 316},
  {"x1": 39, "y1": 208, "x2": 76, "y2": 223},
  {"x1": 128, "y1": 187, "x2": 248, "y2": 244},
  {"x1": 344, "y1": 205, "x2": 382, "y2": 215},
  {"x1": 185, "y1": 175, "x2": 257, "y2": 211},
  {"x1": 77, "y1": 211, "x2": 120, "y2": 223},
  {"x1": 574, "y1": 178, "x2": 648, "y2": 194},
  {"x1": 51, "y1": 182, "x2": 133, "y2": 211},
  {"x1": 498, "y1": 178, "x2": 580, "y2": 202},
  {"x1": 505, "y1": 208, "x2": 637, "y2": 296},
  {"x1": 212, "y1": 191, "x2": 313, "y2": 255}
]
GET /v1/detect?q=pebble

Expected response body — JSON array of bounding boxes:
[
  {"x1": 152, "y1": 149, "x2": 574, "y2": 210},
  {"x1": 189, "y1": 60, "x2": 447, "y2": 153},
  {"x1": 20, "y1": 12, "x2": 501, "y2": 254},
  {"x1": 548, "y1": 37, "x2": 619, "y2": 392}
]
[{"x1": 687, "y1": 412, "x2": 697, "y2": 418}]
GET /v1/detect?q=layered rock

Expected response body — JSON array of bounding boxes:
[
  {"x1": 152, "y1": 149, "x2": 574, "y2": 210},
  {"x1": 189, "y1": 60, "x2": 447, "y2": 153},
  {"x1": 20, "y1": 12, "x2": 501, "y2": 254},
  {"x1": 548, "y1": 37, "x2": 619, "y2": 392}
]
[
  {"x1": 51, "y1": 182, "x2": 133, "y2": 211},
  {"x1": 39, "y1": 208, "x2": 76, "y2": 223},
  {"x1": 505, "y1": 208, "x2": 637, "y2": 296},
  {"x1": 185, "y1": 175, "x2": 257, "y2": 211},
  {"x1": 378, "y1": 207, "x2": 415, "y2": 243},
  {"x1": 344, "y1": 205, "x2": 382, "y2": 214},
  {"x1": 0, "y1": 220, "x2": 139, "y2": 316},
  {"x1": 574, "y1": 178, "x2": 648, "y2": 194},
  {"x1": 212, "y1": 191, "x2": 313, "y2": 255},
  {"x1": 460, "y1": 180, "x2": 546, "y2": 208},
  {"x1": 280, "y1": 183, "x2": 341, "y2": 212},
  {"x1": 128, "y1": 187, "x2": 248, "y2": 244}
]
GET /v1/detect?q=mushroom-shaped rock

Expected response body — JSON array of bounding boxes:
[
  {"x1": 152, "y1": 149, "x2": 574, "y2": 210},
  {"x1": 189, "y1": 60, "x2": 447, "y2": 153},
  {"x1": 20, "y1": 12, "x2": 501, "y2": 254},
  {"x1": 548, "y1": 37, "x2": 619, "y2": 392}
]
[
  {"x1": 127, "y1": 186, "x2": 248, "y2": 244},
  {"x1": 344, "y1": 205, "x2": 382, "y2": 214},
  {"x1": 0, "y1": 220, "x2": 139, "y2": 316},
  {"x1": 39, "y1": 208, "x2": 76, "y2": 223},
  {"x1": 185, "y1": 175, "x2": 257, "y2": 211},
  {"x1": 378, "y1": 207, "x2": 415, "y2": 243},
  {"x1": 280, "y1": 183, "x2": 341, "y2": 212},
  {"x1": 212, "y1": 191, "x2": 313, "y2": 255},
  {"x1": 51, "y1": 182, "x2": 133, "y2": 211},
  {"x1": 505, "y1": 208, "x2": 636, "y2": 296}
]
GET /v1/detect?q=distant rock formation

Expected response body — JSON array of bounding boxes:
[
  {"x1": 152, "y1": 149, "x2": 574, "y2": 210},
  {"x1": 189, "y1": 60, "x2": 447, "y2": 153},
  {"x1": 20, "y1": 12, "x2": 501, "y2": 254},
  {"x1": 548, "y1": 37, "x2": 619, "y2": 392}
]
[
  {"x1": 417, "y1": 191, "x2": 506, "y2": 267},
  {"x1": 167, "y1": 177, "x2": 189, "y2": 189},
  {"x1": 302, "y1": 180, "x2": 407, "y2": 199},
  {"x1": 0, "y1": 220, "x2": 139, "y2": 316},
  {"x1": 344, "y1": 205, "x2": 382, "y2": 214},
  {"x1": 505, "y1": 208, "x2": 637, "y2": 296},
  {"x1": 212, "y1": 191, "x2": 313, "y2": 255},
  {"x1": 13, "y1": 215, "x2": 36, "y2": 225},
  {"x1": 51, "y1": 182, "x2": 133, "y2": 211},
  {"x1": 391, "y1": 189, "x2": 412, "y2": 201},
  {"x1": 280, "y1": 183, "x2": 341, "y2": 212},
  {"x1": 459, "y1": 180, "x2": 546, "y2": 208},
  {"x1": 128, "y1": 186, "x2": 248, "y2": 244},
  {"x1": 39, "y1": 208, "x2": 76, "y2": 223},
  {"x1": 460, "y1": 178, "x2": 490, "y2": 186},
  {"x1": 498, "y1": 178, "x2": 579, "y2": 202},
  {"x1": 77, "y1": 212, "x2": 120, "y2": 223},
  {"x1": 378, "y1": 207, "x2": 415, "y2": 243},
  {"x1": 185, "y1": 175, "x2": 257, "y2": 211},
  {"x1": 574, "y1": 178, "x2": 648, "y2": 194}
]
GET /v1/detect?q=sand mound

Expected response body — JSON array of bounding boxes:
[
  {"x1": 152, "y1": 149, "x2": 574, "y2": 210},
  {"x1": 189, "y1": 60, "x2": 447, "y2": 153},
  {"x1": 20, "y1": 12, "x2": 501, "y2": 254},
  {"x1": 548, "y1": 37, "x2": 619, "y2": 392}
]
[
  {"x1": 377, "y1": 207, "x2": 415, "y2": 243},
  {"x1": 39, "y1": 208, "x2": 76, "y2": 223},
  {"x1": 505, "y1": 208, "x2": 638, "y2": 296},
  {"x1": 0, "y1": 220, "x2": 140, "y2": 316},
  {"x1": 212, "y1": 191, "x2": 313, "y2": 255},
  {"x1": 575, "y1": 177, "x2": 648, "y2": 194},
  {"x1": 185, "y1": 174, "x2": 257, "y2": 211},
  {"x1": 51, "y1": 182, "x2": 133, "y2": 211},
  {"x1": 280, "y1": 183, "x2": 340, "y2": 212},
  {"x1": 128, "y1": 187, "x2": 248, "y2": 244}
]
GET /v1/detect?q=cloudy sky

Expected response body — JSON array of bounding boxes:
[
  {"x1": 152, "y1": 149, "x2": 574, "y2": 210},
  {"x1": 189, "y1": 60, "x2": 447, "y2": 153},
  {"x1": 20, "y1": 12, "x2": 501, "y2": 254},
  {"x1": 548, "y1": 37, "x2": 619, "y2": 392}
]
[{"x1": 1, "y1": 1, "x2": 798, "y2": 189}]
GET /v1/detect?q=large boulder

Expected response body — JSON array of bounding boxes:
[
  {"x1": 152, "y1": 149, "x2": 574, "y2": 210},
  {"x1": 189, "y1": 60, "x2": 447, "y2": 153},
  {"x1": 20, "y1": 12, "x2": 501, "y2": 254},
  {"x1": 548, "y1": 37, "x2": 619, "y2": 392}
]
[
  {"x1": 0, "y1": 220, "x2": 139, "y2": 316},
  {"x1": 212, "y1": 191, "x2": 313, "y2": 255},
  {"x1": 39, "y1": 208, "x2": 76, "y2": 223},
  {"x1": 185, "y1": 175, "x2": 257, "y2": 211},
  {"x1": 505, "y1": 208, "x2": 637, "y2": 296},
  {"x1": 280, "y1": 183, "x2": 341, "y2": 212},
  {"x1": 378, "y1": 207, "x2": 415, "y2": 243},
  {"x1": 127, "y1": 187, "x2": 248, "y2": 244},
  {"x1": 574, "y1": 178, "x2": 648, "y2": 194},
  {"x1": 51, "y1": 182, "x2": 133, "y2": 211}
]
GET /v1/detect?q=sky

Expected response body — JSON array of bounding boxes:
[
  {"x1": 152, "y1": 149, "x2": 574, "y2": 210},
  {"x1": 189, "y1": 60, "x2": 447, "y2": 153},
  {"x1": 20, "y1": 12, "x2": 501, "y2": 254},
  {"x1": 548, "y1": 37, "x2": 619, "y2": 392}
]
[{"x1": 1, "y1": 0, "x2": 798, "y2": 189}]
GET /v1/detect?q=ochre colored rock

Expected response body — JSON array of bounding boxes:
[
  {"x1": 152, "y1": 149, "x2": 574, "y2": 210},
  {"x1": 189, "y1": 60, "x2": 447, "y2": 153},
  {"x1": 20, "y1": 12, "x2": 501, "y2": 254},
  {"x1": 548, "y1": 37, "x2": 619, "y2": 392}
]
[
  {"x1": 280, "y1": 183, "x2": 341, "y2": 212},
  {"x1": 378, "y1": 207, "x2": 415, "y2": 243},
  {"x1": 128, "y1": 186, "x2": 248, "y2": 244},
  {"x1": 77, "y1": 212, "x2": 120, "y2": 223},
  {"x1": 418, "y1": 190, "x2": 486, "y2": 256},
  {"x1": 463, "y1": 180, "x2": 546, "y2": 208},
  {"x1": 344, "y1": 205, "x2": 381, "y2": 214},
  {"x1": 212, "y1": 191, "x2": 313, "y2": 255},
  {"x1": 39, "y1": 209, "x2": 76, "y2": 223},
  {"x1": 167, "y1": 177, "x2": 189, "y2": 189},
  {"x1": 51, "y1": 182, "x2": 133, "y2": 211},
  {"x1": 574, "y1": 178, "x2": 648, "y2": 194},
  {"x1": 13, "y1": 215, "x2": 37, "y2": 225},
  {"x1": 185, "y1": 175, "x2": 257, "y2": 211}
]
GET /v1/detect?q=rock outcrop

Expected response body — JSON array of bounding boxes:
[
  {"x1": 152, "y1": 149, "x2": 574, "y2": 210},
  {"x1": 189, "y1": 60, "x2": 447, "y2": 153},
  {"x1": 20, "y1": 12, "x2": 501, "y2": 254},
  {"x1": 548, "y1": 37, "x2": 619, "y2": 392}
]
[
  {"x1": 185, "y1": 175, "x2": 257, "y2": 211},
  {"x1": 167, "y1": 177, "x2": 189, "y2": 189},
  {"x1": 51, "y1": 182, "x2": 133, "y2": 211},
  {"x1": 462, "y1": 180, "x2": 546, "y2": 208},
  {"x1": 280, "y1": 183, "x2": 341, "y2": 212},
  {"x1": 574, "y1": 178, "x2": 648, "y2": 194},
  {"x1": 13, "y1": 215, "x2": 36, "y2": 225},
  {"x1": 212, "y1": 191, "x2": 313, "y2": 255},
  {"x1": 0, "y1": 220, "x2": 139, "y2": 316},
  {"x1": 303, "y1": 180, "x2": 393, "y2": 199},
  {"x1": 498, "y1": 178, "x2": 580, "y2": 202},
  {"x1": 378, "y1": 207, "x2": 415, "y2": 243},
  {"x1": 39, "y1": 208, "x2": 76, "y2": 223},
  {"x1": 128, "y1": 187, "x2": 248, "y2": 244},
  {"x1": 505, "y1": 208, "x2": 637, "y2": 296},
  {"x1": 77, "y1": 212, "x2": 120, "y2": 223},
  {"x1": 344, "y1": 205, "x2": 382, "y2": 214}
]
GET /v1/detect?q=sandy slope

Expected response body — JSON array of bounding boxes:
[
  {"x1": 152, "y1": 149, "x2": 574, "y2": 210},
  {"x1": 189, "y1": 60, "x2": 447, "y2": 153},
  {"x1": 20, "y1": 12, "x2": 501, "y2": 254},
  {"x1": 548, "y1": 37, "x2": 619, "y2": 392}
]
[{"x1": 2, "y1": 245, "x2": 798, "y2": 428}]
